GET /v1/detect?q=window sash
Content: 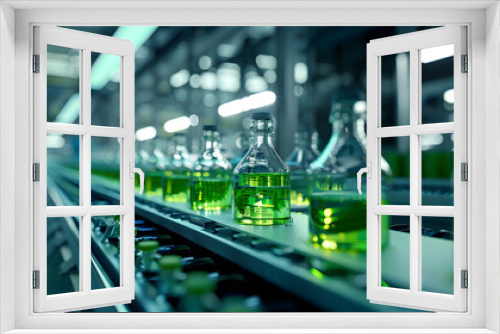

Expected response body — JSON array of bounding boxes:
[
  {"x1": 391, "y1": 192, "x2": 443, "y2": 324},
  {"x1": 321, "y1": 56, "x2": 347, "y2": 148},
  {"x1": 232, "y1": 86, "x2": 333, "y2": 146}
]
[
  {"x1": 366, "y1": 26, "x2": 468, "y2": 312},
  {"x1": 33, "y1": 25, "x2": 136, "y2": 313}
]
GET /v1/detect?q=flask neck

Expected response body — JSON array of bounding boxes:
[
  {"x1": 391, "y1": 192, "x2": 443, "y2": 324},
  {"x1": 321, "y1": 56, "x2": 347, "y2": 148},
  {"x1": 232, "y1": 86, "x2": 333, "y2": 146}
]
[
  {"x1": 254, "y1": 132, "x2": 274, "y2": 147},
  {"x1": 203, "y1": 135, "x2": 220, "y2": 151}
]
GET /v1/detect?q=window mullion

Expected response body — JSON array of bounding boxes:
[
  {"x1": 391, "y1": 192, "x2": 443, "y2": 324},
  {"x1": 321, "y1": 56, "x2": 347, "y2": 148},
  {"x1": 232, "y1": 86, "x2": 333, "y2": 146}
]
[
  {"x1": 409, "y1": 48, "x2": 420, "y2": 294},
  {"x1": 82, "y1": 48, "x2": 92, "y2": 293}
]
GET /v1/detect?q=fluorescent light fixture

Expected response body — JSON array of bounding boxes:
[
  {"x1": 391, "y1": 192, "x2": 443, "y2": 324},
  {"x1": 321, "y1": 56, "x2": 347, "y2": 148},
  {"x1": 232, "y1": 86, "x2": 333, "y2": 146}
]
[
  {"x1": 443, "y1": 89, "x2": 454, "y2": 104},
  {"x1": 421, "y1": 44, "x2": 454, "y2": 64},
  {"x1": 218, "y1": 44, "x2": 238, "y2": 58},
  {"x1": 264, "y1": 70, "x2": 277, "y2": 84},
  {"x1": 217, "y1": 63, "x2": 240, "y2": 93},
  {"x1": 47, "y1": 134, "x2": 65, "y2": 149},
  {"x1": 218, "y1": 91, "x2": 276, "y2": 118},
  {"x1": 164, "y1": 116, "x2": 191, "y2": 133},
  {"x1": 245, "y1": 76, "x2": 268, "y2": 93},
  {"x1": 199, "y1": 56, "x2": 212, "y2": 70},
  {"x1": 54, "y1": 93, "x2": 80, "y2": 124},
  {"x1": 294, "y1": 63, "x2": 308, "y2": 84},
  {"x1": 91, "y1": 26, "x2": 158, "y2": 90},
  {"x1": 170, "y1": 69, "x2": 190, "y2": 88},
  {"x1": 354, "y1": 101, "x2": 367, "y2": 113},
  {"x1": 189, "y1": 74, "x2": 201, "y2": 88},
  {"x1": 135, "y1": 126, "x2": 157, "y2": 141},
  {"x1": 200, "y1": 72, "x2": 218, "y2": 90},
  {"x1": 256, "y1": 55, "x2": 277, "y2": 70},
  {"x1": 189, "y1": 114, "x2": 199, "y2": 126}
]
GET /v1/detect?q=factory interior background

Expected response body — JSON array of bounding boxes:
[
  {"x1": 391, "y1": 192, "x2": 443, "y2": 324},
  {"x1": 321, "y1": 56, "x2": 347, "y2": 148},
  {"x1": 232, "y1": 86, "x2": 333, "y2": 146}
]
[{"x1": 45, "y1": 26, "x2": 455, "y2": 312}]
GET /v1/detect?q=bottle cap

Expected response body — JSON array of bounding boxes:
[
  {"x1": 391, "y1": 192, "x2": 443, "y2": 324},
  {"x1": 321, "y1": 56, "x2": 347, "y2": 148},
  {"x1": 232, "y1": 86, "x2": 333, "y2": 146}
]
[
  {"x1": 137, "y1": 240, "x2": 160, "y2": 253},
  {"x1": 203, "y1": 125, "x2": 218, "y2": 131},
  {"x1": 184, "y1": 271, "x2": 215, "y2": 295},
  {"x1": 158, "y1": 255, "x2": 182, "y2": 270},
  {"x1": 251, "y1": 112, "x2": 272, "y2": 120}
]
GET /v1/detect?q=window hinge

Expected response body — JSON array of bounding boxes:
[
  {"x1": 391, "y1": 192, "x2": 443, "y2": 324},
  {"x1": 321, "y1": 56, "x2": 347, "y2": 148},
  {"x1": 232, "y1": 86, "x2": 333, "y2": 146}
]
[
  {"x1": 33, "y1": 54, "x2": 40, "y2": 73},
  {"x1": 461, "y1": 54, "x2": 468, "y2": 73},
  {"x1": 33, "y1": 163, "x2": 40, "y2": 182},
  {"x1": 461, "y1": 162, "x2": 468, "y2": 181},
  {"x1": 33, "y1": 270, "x2": 40, "y2": 289},
  {"x1": 461, "y1": 270, "x2": 468, "y2": 289}
]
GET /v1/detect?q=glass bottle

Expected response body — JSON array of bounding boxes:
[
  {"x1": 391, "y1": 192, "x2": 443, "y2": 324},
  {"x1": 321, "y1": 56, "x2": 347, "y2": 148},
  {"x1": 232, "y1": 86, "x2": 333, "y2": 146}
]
[
  {"x1": 142, "y1": 139, "x2": 163, "y2": 198},
  {"x1": 232, "y1": 112, "x2": 291, "y2": 225},
  {"x1": 285, "y1": 132, "x2": 319, "y2": 210},
  {"x1": 178, "y1": 271, "x2": 219, "y2": 312},
  {"x1": 136, "y1": 240, "x2": 160, "y2": 274},
  {"x1": 157, "y1": 255, "x2": 184, "y2": 297},
  {"x1": 309, "y1": 89, "x2": 392, "y2": 251},
  {"x1": 162, "y1": 133, "x2": 192, "y2": 203},
  {"x1": 190, "y1": 125, "x2": 232, "y2": 212}
]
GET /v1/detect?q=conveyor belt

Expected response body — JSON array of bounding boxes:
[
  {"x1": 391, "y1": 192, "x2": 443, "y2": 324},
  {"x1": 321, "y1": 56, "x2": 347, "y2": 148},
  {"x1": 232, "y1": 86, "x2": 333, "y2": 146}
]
[{"x1": 51, "y1": 167, "x2": 453, "y2": 312}]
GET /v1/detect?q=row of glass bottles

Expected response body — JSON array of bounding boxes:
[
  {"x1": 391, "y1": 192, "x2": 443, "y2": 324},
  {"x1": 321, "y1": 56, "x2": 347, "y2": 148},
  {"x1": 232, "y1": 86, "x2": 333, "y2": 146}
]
[{"x1": 135, "y1": 93, "x2": 392, "y2": 249}]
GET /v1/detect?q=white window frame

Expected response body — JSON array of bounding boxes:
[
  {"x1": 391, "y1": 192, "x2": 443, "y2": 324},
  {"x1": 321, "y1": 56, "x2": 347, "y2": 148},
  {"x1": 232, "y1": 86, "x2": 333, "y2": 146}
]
[
  {"x1": 0, "y1": 1, "x2": 498, "y2": 333},
  {"x1": 33, "y1": 26, "x2": 136, "y2": 312}
]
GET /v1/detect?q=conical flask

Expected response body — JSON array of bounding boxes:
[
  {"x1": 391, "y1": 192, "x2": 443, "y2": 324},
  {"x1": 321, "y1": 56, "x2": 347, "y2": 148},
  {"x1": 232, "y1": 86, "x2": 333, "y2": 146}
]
[{"x1": 232, "y1": 112, "x2": 291, "y2": 225}]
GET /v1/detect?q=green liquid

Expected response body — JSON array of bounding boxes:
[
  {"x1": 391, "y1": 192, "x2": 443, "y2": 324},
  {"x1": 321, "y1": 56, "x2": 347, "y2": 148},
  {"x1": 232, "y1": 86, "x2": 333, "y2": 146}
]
[
  {"x1": 144, "y1": 171, "x2": 163, "y2": 197},
  {"x1": 233, "y1": 173, "x2": 291, "y2": 225},
  {"x1": 309, "y1": 191, "x2": 388, "y2": 251},
  {"x1": 162, "y1": 170, "x2": 190, "y2": 202},
  {"x1": 190, "y1": 174, "x2": 232, "y2": 211},
  {"x1": 290, "y1": 172, "x2": 310, "y2": 208},
  {"x1": 290, "y1": 172, "x2": 343, "y2": 208}
]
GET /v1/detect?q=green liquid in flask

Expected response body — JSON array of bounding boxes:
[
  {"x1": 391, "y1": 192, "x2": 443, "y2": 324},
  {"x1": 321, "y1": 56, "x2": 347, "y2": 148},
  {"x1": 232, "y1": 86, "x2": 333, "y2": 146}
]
[
  {"x1": 162, "y1": 170, "x2": 190, "y2": 202},
  {"x1": 145, "y1": 170, "x2": 163, "y2": 197},
  {"x1": 233, "y1": 173, "x2": 291, "y2": 225},
  {"x1": 309, "y1": 191, "x2": 388, "y2": 251},
  {"x1": 190, "y1": 174, "x2": 232, "y2": 211}
]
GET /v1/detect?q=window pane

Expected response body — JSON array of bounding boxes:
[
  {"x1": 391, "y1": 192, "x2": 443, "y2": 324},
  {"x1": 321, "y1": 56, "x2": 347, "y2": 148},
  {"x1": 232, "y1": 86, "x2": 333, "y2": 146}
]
[
  {"x1": 382, "y1": 137, "x2": 409, "y2": 205},
  {"x1": 91, "y1": 215, "x2": 121, "y2": 290},
  {"x1": 381, "y1": 52, "x2": 410, "y2": 127},
  {"x1": 381, "y1": 215, "x2": 410, "y2": 290},
  {"x1": 91, "y1": 137, "x2": 121, "y2": 204},
  {"x1": 91, "y1": 52, "x2": 121, "y2": 127},
  {"x1": 47, "y1": 45, "x2": 80, "y2": 124},
  {"x1": 47, "y1": 134, "x2": 80, "y2": 206},
  {"x1": 421, "y1": 133, "x2": 454, "y2": 206},
  {"x1": 47, "y1": 216, "x2": 80, "y2": 295},
  {"x1": 421, "y1": 216, "x2": 454, "y2": 294},
  {"x1": 420, "y1": 44, "x2": 454, "y2": 124}
]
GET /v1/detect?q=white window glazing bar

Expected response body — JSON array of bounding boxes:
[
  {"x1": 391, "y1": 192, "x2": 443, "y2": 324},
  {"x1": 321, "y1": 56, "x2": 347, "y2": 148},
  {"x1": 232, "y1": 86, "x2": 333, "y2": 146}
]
[{"x1": 373, "y1": 123, "x2": 454, "y2": 138}]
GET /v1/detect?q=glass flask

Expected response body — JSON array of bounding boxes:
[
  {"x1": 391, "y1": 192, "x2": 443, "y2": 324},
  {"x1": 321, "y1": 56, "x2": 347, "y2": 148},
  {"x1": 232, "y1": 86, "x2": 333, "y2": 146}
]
[
  {"x1": 285, "y1": 132, "x2": 319, "y2": 210},
  {"x1": 229, "y1": 131, "x2": 251, "y2": 167},
  {"x1": 162, "y1": 133, "x2": 192, "y2": 203},
  {"x1": 232, "y1": 112, "x2": 291, "y2": 225},
  {"x1": 190, "y1": 125, "x2": 232, "y2": 212},
  {"x1": 140, "y1": 139, "x2": 164, "y2": 198},
  {"x1": 309, "y1": 88, "x2": 392, "y2": 251}
]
